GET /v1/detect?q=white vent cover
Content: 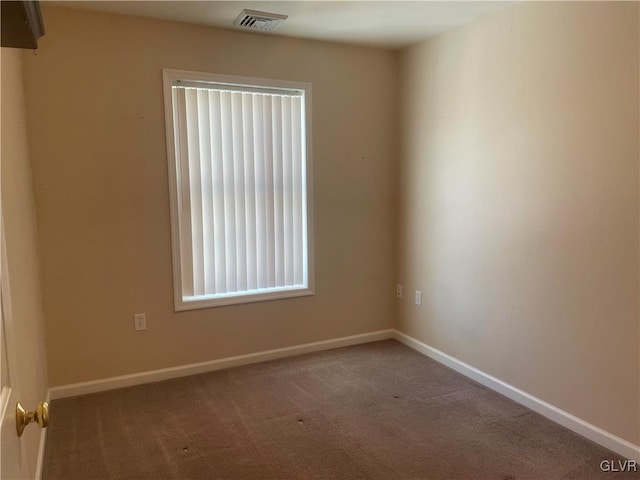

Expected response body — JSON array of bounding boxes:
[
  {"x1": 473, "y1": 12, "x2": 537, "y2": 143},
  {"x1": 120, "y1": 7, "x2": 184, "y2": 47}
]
[{"x1": 233, "y1": 9, "x2": 288, "y2": 32}]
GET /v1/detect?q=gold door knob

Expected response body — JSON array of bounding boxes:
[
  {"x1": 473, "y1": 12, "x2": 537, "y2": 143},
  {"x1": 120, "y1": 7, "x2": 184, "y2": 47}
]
[{"x1": 16, "y1": 401, "x2": 49, "y2": 437}]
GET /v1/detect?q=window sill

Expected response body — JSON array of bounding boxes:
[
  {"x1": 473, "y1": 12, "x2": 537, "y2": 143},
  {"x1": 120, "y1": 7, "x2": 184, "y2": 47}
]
[{"x1": 175, "y1": 286, "x2": 314, "y2": 311}]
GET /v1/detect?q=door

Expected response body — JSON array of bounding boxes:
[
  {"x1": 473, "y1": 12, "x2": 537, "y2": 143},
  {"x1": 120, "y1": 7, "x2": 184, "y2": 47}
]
[
  {"x1": 0, "y1": 47, "x2": 51, "y2": 480},
  {"x1": 0, "y1": 182, "x2": 25, "y2": 478}
]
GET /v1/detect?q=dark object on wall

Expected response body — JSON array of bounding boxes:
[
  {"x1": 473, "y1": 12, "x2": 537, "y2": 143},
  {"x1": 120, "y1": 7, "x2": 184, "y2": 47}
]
[{"x1": 1, "y1": 1, "x2": 45, "y2": 49}]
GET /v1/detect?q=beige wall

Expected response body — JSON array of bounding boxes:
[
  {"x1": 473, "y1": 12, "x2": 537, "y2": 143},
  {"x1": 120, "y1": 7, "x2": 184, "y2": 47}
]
[
  {"x1": 22, "y1": 7, "x2": 398, "y2": 386},
  {"x1": 398, "y1": 1, "x2": 639, "y2": 445},
  {"x1": 1, "y1": 48, "x2": 50, "y2": 479}
]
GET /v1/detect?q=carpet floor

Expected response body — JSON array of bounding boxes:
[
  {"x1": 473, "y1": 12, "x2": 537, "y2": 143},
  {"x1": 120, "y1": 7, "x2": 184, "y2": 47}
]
[{"x1": 43, "y1": 340, "x2": 636, "y2": 479}]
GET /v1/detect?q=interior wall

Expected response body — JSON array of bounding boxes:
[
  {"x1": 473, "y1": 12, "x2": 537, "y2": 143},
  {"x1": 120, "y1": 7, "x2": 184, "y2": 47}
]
[
  {"x1": 1, "y1": 48, "x2": 50, "y2": 479},
  {"x1": 398, "y1": 1, "x2": 639, "y2": 445},
  {"x1": 22, "y1": 7, "x2": 398, "y2": 386}
]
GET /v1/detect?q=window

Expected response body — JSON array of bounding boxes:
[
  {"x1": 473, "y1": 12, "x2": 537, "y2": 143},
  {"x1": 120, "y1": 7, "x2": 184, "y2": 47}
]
[{"x1": 163, "y1": 70, "x2": 314, "y2": 310}]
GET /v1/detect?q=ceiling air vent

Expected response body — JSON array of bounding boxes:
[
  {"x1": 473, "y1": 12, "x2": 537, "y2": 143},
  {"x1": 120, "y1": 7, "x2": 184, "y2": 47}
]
[{"x1": 233, "y1": 9, "x2": 288, "y2": 32}]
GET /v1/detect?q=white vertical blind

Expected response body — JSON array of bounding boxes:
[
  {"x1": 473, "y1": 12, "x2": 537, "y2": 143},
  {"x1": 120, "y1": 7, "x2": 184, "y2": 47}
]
[{"x1": 172, "y1": 84, "x2": 307, "y2": 300}]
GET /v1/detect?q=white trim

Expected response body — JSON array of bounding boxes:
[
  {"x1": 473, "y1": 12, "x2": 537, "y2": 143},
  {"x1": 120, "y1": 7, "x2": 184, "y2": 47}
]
[
  {"x1": 164, "y1": 70, "x2": 310, "y2": 93},
  {"x1": 177, "y1": 287, "x2": 314, "y2": 311},
  {"x1": 34, "y1": 389, "x2": 50, "y2": 480},
  {"x1": 49, "y1": 330, "x2": 393, "y2": 400},
  {"x1": 392, "y1": 329, "x2": 640, "y2": 462},
  {"x1": 162, "y1": 68, "x2": 184, "y2": 312},
  {"x1": 302, "y1": 80, "x2": 315, "y2": 300}
]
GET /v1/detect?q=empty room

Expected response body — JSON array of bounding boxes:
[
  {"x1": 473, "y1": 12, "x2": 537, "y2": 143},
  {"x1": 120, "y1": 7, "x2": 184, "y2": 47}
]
[{"x1": 1, "y1": 0, "x2": 638, "y2": 478}]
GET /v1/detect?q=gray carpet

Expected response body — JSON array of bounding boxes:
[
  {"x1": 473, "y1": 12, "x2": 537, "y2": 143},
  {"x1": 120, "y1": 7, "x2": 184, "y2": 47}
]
[{"x1": 43, "y1": 340, "x2": 637, "y2": 479}]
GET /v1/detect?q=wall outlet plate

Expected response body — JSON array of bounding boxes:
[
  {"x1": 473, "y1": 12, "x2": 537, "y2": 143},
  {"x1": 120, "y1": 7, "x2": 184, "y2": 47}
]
[
  {"x1": 134, "y1": 313, "x2": 146, "y2": 331},
  {"x1": 415, "y1": 290, "x2": 422, "y2": 306},
  {"x1": 396, "y1": 284, "x2": 403, "y2": 299}
]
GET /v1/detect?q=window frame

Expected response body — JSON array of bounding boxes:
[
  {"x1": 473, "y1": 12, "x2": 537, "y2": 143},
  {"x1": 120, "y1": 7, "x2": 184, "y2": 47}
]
[{"x1": 162, "y1": 69, "x2": 314, "y2": 311}]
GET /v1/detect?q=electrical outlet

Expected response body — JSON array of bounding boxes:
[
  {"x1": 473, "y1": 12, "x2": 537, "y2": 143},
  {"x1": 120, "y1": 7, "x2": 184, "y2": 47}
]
[
  {"x1": 134, "y1": 313, "x2": 146, "y2": 331},
  {"x1": 415, "y1": 290, "x2": 422, "y2": 306},
  {"x1": 396, "y1": 284, "x2": 403, "y2": 299}
]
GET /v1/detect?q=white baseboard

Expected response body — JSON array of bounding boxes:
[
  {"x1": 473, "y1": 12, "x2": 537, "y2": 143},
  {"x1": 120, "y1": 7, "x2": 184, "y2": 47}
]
[
  {"x1": 35, "y1": 389, "x2": 50, "y2": 480},
  {"x1": 45, "y1": 327, "x2": 639, "y2": 462},
  {"x1": 48, "y1": 329, "x2": 394, "y2": 400},
  {"x1": 392, "y1": 329, "x2": 640, "y2": 462}
]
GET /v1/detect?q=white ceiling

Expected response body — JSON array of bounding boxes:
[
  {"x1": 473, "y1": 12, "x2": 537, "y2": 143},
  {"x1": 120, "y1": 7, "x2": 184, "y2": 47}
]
[{"x1": 48, "y1": 1, "x2": 514, "y2": 49}]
